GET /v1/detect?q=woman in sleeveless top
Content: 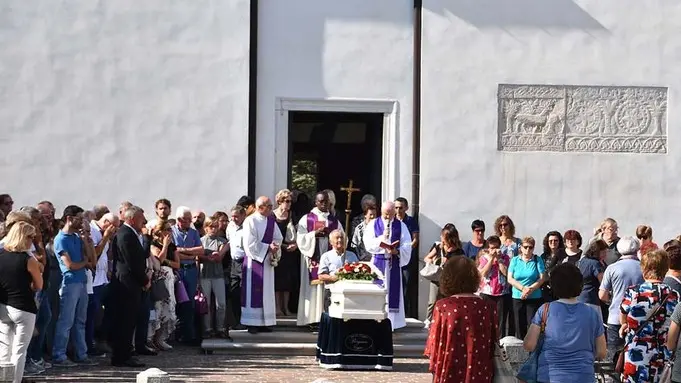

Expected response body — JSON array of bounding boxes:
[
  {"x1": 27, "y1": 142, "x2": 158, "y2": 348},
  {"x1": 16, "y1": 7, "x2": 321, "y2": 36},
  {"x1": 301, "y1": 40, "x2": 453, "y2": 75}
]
[
  {"x1": 273, "y1": 189, "x2": 299, "y2": 316},
  {"x1": 147, "y1": 220, "x2": 179, "y2": 351},
  {"x1": 423, "y1": 224, "x2": 464, "y2": 326},
  {"x1": 0, "y1": 221, "x2": 43, "y2": 383}
]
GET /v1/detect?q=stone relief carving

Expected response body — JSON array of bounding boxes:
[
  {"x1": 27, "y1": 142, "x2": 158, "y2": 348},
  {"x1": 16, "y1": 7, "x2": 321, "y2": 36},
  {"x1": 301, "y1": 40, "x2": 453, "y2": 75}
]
[{"x1": 498, "y1": 85, "x2": 668, "y2": 153}]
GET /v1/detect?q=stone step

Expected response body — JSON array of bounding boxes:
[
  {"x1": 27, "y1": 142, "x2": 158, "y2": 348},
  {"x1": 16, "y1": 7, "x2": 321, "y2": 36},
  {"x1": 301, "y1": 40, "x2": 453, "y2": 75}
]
[
  {"x1": 271, "y1": 317, "x2": 426, "y2": 332},
  {"x1": 201, "y1": 338, "x2": 426, "y2": 358},
  {"x1": 222, "y1": 328, "x2": 427, "y2": 343}
]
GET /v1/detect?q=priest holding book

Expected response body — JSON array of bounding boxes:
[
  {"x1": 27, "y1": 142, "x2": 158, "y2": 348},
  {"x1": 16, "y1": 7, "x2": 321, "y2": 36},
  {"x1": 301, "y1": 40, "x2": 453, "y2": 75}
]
[
  {"x1": 296, "y1": 191, "x2": 343, "y2": 327},
  {"x1": 363, "y1": 200, "x2": 412, "y2": 330}
]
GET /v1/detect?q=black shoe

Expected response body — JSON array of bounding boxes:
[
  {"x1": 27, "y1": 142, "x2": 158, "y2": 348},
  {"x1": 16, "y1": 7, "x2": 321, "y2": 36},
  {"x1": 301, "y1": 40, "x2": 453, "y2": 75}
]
[
  {"x1": 134, "y1": 346, "x2": 157, "y2": 356},
  {"x1": 259, "y1": 326, "x2": 273, "y2": 333},
  {"x1": 231, "y1": 324, "x2": 247, "y2": 331},
  {"x1": 247, "y1": 327, "x2": 259, "y2": 334},
  {"x1": 111, "y1": 358, "x2": 145, "y2": 368},
  {"x1": 87, "y1": 349, "x2": 107, "y2": 358}
]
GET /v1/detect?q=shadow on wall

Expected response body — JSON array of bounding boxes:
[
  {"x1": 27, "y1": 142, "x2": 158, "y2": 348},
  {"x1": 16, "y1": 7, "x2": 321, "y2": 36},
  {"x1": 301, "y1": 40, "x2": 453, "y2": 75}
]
[{"x1": 428, "y1": 0, "x2": 607, "y2": 30}]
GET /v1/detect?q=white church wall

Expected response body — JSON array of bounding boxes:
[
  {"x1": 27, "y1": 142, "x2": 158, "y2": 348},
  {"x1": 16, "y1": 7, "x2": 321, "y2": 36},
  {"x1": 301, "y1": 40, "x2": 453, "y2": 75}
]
[
  {"x1": 0, "y1": 1, "x2": 251, "y2": 214},
  {"x1": 256, "y1": 0, "x2": 414, "y2": 202},
  {"x1": 420, "y1": 0, "x2": 681, "y2": 254}
]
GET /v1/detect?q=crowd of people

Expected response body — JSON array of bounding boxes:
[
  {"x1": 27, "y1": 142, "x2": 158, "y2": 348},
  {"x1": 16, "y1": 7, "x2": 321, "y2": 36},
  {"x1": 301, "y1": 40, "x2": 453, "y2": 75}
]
[
  {"x1": 0, "y1": 190, "x2": 422, "y2": 382},
  {"x1": 424, "y1": 215, "x2": 681, "y2": 383}
]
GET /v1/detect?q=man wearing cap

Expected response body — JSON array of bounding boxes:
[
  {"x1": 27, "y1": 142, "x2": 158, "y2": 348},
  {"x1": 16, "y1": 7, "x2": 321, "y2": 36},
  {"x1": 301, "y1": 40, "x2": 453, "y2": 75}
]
[{"x1": 599, "y1": 236, "x2": 644, "y2": 361}]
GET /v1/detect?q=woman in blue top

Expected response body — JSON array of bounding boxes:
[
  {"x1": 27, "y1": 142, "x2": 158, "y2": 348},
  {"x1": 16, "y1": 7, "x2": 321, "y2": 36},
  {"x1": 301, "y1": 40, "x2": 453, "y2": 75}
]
[
  {"x1": 524, "y1": 263, "x2": 607, "y2": 383},
  {"x1": 507, "y1": 236, "x2": 546, "y2": 338}
]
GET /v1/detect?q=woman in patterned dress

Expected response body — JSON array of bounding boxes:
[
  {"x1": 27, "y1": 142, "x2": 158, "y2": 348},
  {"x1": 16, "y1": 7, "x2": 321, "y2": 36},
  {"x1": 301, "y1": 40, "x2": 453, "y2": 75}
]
[
  {"x1": 620, "y1": 249, "x2": 678, "y2": 383},
  {"x1": 425, "y1": 256, "x2": 497, "y2": 383},
  {"x1": 147, "y1": 220, "x2": 179, "y2": 351}
]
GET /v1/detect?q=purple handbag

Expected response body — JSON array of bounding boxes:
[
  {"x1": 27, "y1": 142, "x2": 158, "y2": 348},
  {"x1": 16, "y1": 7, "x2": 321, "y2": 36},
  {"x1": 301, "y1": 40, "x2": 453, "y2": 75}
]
[
  {"x1": 174, "y1": 273, "x2": 190, "y2": 304},
  {"x1": 194, "y1": 286, "x2": 208, "y2": 315}
]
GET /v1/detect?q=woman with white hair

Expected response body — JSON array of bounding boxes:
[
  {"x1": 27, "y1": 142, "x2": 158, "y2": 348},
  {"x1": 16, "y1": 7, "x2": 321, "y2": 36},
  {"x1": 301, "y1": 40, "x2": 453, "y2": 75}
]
[{"x1": 0, "y1": 221, "x2": 44, "y2": 383}]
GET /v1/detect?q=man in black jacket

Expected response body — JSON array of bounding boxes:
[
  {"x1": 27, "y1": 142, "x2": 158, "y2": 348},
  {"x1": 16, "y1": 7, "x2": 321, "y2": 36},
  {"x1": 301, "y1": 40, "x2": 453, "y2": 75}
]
[{"x1": 110, "y1": 205, "x2": 149, "y2": 367}]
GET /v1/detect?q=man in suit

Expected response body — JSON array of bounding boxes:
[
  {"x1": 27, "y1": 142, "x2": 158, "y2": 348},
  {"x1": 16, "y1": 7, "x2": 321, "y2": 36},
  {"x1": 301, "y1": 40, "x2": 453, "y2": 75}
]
[{"x1": 110, "y1": 205, "x2": 150, "y2": 367}]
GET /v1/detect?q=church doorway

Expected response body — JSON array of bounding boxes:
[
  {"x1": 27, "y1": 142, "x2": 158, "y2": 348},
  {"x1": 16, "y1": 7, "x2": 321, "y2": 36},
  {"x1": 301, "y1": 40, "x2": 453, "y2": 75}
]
[{"x1": 287, "y1": 111, "x2": 384, "y2": 228}]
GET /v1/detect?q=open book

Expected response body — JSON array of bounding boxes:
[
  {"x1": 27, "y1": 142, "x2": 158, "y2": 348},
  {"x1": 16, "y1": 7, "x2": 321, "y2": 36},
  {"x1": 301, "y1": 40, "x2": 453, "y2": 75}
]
[{"x1": 379, "y1": 240, "x2": 400, "y2": 252}]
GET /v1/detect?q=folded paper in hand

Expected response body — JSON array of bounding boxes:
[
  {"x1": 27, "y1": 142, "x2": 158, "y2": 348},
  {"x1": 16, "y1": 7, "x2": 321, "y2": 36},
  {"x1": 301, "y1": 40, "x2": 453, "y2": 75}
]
[{"x1": 379, "y1": 241, "x2": 400, "y2": 251}]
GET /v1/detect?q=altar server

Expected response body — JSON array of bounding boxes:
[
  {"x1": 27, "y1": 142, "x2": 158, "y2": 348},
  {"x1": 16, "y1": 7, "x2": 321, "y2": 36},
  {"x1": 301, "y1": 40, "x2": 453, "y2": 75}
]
[
  {"x1": 363, "y1": 200, "x2": 412, "y2": 330},
  {"x1": 241, "y1": 196, "x2": 283, "y2": 334},
  {"x1": 296, "y1": 191, "x2": 344, "y2": 326}
]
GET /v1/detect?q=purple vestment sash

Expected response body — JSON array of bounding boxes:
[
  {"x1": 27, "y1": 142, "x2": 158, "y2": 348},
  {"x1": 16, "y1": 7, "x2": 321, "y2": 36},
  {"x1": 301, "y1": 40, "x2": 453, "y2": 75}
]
[
  {"x1": 241, "y1": 215, "x2": 275, "y2": 309},
  {"x1": 305, "y1": 212, "x2": 339, "y2": 281},
  {"x1": 372, "y1": 218, "x2": 402, "y2": 312}
]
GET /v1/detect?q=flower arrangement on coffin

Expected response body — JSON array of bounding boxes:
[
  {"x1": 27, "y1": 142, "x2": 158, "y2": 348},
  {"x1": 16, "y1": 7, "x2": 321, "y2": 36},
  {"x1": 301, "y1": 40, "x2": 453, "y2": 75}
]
[{"x1": 336, "y1": 262, "x2": 382, "y2": 285}]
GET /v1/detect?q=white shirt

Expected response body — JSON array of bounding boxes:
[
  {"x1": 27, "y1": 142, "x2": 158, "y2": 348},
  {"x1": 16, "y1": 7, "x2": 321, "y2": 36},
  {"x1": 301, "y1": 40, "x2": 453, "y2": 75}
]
[
  {"x1": 227, "y1": 222, "x2": 245, "y2": 261},
  {"x1": 90, "y1": 221, "x2": 110, "y2": 287}
]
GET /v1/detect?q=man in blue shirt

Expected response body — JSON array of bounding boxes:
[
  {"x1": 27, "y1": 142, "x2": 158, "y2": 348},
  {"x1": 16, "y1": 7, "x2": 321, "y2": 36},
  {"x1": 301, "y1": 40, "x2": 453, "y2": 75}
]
[
  {"x1": 52, "y1": 205, "x2": 96, "y2": 366},
  {"x1": 172, "y1": 206, "x2": 205, "y2": 344},
  {"x1": 394, "y1": 197, "x2": 419, "y2": 318}
]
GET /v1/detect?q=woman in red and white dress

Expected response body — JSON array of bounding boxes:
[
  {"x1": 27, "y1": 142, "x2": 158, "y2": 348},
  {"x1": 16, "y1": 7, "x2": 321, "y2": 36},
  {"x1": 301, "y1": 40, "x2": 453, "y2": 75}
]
[{"x1": 425, "y1": 256, "x2": 497, "y2": 383}]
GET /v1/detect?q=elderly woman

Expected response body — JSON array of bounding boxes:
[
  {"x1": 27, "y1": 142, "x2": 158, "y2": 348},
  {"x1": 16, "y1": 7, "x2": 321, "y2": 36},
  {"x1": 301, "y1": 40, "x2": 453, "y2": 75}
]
[
  {"x1": 523, "y1": 263, "x2": 606, "y2": 382},
  {"x1": 425, "y1": 256, "x2": 497, "y2": 383},
  {"x1": 620, "y1": 249, "x2": 678, "y2": 383},
  {"x1": 273, "y1": 189, "x2": 299, "y2": 317},
  {"x1": 0, "y1": 221, "x2": 44, "y2": 383},
  {"x1": 507, "y1": 236, "x2": 546, "y2": 339}
]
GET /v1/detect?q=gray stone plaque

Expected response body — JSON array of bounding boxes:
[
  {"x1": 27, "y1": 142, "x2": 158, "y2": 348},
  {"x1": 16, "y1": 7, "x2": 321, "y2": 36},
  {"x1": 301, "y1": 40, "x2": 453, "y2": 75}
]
[{"x1": 498, "y1": 84, "x2": 668, "y2": 153}]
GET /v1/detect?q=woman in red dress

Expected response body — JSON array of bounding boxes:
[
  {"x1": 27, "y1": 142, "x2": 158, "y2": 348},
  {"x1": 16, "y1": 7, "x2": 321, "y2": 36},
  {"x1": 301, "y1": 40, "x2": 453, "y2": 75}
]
[{"x1": 425, "y1": 255, "x2": 498, "y2": 383}]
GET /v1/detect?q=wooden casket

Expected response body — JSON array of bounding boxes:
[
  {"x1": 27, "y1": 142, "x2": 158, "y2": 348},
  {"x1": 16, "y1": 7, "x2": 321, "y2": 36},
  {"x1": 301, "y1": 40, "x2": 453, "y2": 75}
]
[{"x1": 328, "y1": 280, "x2": 387, "y2": 321}]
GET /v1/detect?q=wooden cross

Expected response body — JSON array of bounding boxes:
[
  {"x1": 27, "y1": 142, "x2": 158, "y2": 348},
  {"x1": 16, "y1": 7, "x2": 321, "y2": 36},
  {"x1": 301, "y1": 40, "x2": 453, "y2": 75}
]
[{"x1": 340, "y1": 179, "x2": 361, "y2": 232}]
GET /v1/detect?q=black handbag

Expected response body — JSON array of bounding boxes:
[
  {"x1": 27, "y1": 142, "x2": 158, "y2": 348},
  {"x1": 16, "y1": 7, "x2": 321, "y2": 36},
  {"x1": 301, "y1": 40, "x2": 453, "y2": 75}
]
[{"x1": 150, "y1": 278, "x2": 170, "y2": 302}]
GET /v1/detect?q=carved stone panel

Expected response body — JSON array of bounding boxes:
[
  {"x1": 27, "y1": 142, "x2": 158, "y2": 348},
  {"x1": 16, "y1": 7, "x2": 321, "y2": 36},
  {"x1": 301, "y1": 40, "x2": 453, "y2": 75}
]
[{"x1": 498, "y1": 84, "x2": 668, "y2": 153}]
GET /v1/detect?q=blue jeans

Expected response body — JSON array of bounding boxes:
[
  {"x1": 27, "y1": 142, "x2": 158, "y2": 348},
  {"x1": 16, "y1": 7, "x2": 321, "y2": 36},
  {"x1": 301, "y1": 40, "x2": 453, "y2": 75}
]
[
  {"x1": 86, "y1": 284, "x2": 107, "y2": 351},
  {"x1": 27, "y1": 291, "x2": 51, "y2": 361},
  {"x1": 52, "y1": 282, "x2": 88, "y2": 362},
  {"x1": 178, "y1": 266, "x2": 198, "y2": 341}
]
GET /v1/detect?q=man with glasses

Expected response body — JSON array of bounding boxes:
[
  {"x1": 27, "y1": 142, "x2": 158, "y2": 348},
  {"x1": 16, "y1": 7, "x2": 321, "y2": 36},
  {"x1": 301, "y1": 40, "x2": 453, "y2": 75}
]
[
  {"x1": 463, "y1": 220, "x2": 486, "y2": 259},
  {"x1": 394, "y1": 197, "x2": 419, "y2": 318},
  {"x1": 241, "y1": 196, "x2": 282, "y2": 334},
  {"x1": 0, "y1": 194, "x2": 14, "y2": 217}
]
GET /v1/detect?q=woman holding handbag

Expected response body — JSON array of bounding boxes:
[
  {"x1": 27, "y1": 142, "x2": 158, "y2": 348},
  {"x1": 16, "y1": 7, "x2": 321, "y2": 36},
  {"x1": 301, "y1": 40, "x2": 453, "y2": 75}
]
[
  {"x1": 620, "y1": 249, "x2": 678, "y2": 383},
  {"x1": 422, "y1": 224, "x2": 464, "y2": 327},
  {"x1": 520, "y1": 263, "x2": 606, "y2": 382},
  {"x1": 147, "y1": 220, "x2": 180, "y2": 351}
]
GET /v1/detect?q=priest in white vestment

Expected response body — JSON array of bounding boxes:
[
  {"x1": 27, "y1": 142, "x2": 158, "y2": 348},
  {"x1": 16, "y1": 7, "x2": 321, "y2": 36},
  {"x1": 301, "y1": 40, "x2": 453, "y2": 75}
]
[
  {"x1": 296, "y1": 191, "x2": 343, "y2": 326},
  {"x1": 241, "y1": 196, "x2": 283, "y2": 333},
  {"x1": 363, "y1": 200, "x2": 412, "y2": 330}
]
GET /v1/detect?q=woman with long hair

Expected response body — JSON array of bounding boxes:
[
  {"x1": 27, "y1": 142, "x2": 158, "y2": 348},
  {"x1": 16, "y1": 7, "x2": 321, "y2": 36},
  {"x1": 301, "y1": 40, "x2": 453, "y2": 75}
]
[
  {"x1": 494, "y1": 215, "x2": 520, "y2": 337},
  {"x1": 423, "y1": 224, "x2": 464, "y2": 326},
  {"x1": 147, "y1": 220, "x2": 179, "y2": 350},
  {"x1": 0, "y1": 221, "x2": 43, "y2": 383},
  {"x1": 540, "y1": 231, "x2": 565, "y2": 302}
]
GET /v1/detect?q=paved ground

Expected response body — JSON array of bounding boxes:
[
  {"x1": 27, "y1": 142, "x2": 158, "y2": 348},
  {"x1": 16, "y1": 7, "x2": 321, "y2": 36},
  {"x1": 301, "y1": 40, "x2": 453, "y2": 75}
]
[{"x1": 27, "y1": 346, "x2": 432, "y2": 383}]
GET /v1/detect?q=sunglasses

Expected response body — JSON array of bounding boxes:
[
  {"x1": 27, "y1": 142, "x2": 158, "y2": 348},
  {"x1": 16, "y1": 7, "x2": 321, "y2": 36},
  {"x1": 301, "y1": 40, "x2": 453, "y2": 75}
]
[{"x1": 522, "y1": 245, "x2": 534, "y2": 249}]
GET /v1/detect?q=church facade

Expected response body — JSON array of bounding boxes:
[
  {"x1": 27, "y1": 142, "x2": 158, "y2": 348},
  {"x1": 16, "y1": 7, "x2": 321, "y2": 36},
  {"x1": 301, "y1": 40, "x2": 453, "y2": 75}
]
[{"x1": 2, "y1": 1, "x2": 680, "y2": 318}]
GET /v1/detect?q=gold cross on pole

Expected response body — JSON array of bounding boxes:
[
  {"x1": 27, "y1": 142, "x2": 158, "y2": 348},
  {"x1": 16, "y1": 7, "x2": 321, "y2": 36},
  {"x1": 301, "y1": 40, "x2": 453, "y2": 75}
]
[{"x1": 340, "y1": 179, "x2": 361, "y2": 232}]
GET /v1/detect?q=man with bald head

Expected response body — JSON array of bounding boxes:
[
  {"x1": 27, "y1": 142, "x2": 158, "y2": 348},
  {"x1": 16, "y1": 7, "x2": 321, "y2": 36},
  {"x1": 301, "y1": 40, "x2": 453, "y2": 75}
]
[
  {"x1": 363, "y1": 200, "x2": 413, "y2": 331},
  {"x1": 241, "y1": 196, "x2": 283, "y2": 333}
]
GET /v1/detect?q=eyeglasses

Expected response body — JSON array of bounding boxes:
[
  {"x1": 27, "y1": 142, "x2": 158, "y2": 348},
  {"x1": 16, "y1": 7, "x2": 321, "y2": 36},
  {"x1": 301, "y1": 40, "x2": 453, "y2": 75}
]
[
  {"x1": 282, "y1": 199, "x2": 292, "y2": 203},
  {"x1": 522, "y1": 245, "x2": 534, "y2": 249}
]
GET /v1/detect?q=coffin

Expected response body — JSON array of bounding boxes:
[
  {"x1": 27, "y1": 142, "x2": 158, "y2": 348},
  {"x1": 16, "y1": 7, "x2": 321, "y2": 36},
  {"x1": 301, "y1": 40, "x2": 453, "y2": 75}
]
[{"x1": 327, "y1": 280, "x2": 387, "y2": 321}]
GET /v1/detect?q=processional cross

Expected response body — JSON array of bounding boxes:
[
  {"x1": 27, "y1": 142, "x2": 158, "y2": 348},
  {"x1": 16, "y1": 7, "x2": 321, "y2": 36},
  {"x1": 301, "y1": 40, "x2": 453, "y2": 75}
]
[{"x1": 340, "y1": 179, "x2": 361, "y2": 232}]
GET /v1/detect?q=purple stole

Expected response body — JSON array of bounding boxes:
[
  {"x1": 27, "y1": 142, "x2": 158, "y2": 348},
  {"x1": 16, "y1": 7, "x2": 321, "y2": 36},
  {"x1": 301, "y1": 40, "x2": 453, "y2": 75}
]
[
  {"x1": 306, "y1": 212, "x2": 339, "y2": 281},
  {"x1": 372, "y1": 218, "x2": 402, "y2": 312},
  {"x1": 241, "y1": 215, "x2": 275, "y2": 309}
]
